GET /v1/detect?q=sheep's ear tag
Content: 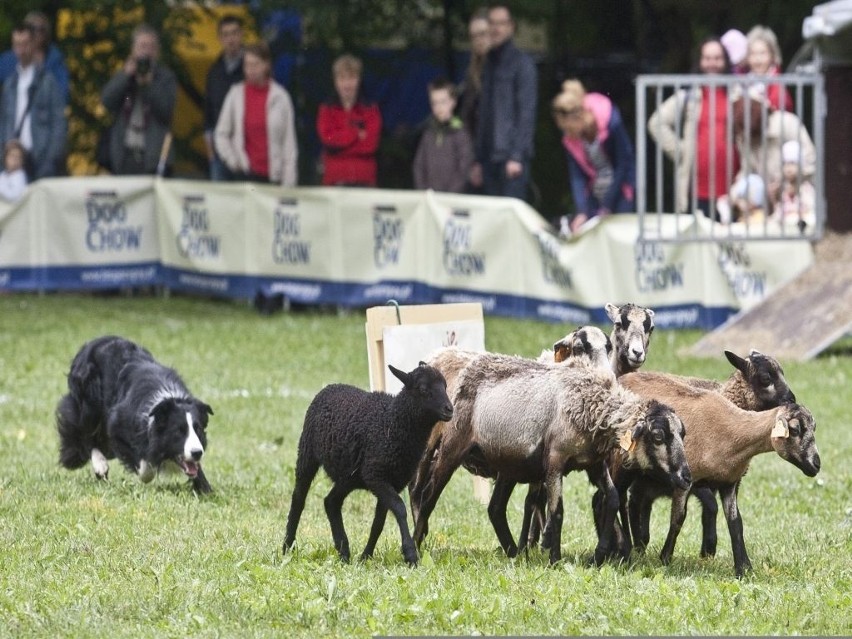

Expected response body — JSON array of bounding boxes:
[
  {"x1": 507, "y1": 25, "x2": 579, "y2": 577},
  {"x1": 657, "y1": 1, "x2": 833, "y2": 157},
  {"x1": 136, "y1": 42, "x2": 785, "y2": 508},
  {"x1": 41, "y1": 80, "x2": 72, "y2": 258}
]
[
  {"x1": 771, "y1": 416, "x2": 789, "y2": 438},
  {"x1": 619, "y1": 429, "x2": 636, "y2": 453}
]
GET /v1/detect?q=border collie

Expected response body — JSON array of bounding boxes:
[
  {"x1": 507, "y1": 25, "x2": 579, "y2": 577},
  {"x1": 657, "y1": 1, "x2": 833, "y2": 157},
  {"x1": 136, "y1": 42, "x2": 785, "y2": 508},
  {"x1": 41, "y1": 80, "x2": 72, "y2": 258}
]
[{"x1": 56, "y1": 335, "x2": 214, "y2": 493}]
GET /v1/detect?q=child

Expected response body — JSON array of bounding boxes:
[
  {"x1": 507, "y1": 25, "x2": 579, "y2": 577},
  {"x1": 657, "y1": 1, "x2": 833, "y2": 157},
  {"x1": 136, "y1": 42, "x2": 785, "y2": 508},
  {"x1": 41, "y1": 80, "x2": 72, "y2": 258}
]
[
  {"x1": 730, "y1": 173, "x2": 767, "y2": 224},
  {"x1": 412, "y1": 78, "x2": 474, "y2": 193},
  {"x1": 772, "y1": 140, "x2": 815, "y2": 229},
  {"x1": 0, "y1": 140, "x2": 28, "y2": 203}
]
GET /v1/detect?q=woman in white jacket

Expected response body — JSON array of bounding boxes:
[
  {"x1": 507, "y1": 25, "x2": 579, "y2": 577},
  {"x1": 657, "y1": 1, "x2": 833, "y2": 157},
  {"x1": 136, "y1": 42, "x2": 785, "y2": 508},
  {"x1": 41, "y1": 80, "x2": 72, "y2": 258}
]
[{"x1": 214, "y1": 42, "x2": 298, "y2": 186}]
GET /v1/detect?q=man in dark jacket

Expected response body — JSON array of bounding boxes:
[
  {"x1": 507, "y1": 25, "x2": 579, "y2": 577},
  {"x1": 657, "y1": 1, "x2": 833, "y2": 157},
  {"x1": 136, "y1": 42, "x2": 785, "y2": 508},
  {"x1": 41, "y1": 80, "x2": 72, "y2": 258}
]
[
  {"x1": 472, "y1": 4, "x2": 537, "y2": 200},
  {"x1": 203, "y1": 15, "x2": 244, "y2": 181},
  {"x1": 101, "y1": 23, "x2": 176, "y2": 176}
]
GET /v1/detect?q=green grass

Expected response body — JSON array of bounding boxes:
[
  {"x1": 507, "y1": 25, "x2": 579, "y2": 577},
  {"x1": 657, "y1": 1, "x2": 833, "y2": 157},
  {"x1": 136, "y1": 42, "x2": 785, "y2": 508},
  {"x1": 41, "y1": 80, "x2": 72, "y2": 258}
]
[{"x1": 0, "y1": 294, "x2": 849, "y2": 637}]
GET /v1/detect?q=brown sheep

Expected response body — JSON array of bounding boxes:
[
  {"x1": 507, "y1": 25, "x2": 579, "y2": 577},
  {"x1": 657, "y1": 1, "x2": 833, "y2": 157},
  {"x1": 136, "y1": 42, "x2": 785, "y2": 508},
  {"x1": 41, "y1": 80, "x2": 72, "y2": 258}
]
[
  {"x1": 627, "y1": 349, "x2": 797, "y2": 557},
  {"x1": 619, "y1": 372, "x2": 820, "y2": 577}
]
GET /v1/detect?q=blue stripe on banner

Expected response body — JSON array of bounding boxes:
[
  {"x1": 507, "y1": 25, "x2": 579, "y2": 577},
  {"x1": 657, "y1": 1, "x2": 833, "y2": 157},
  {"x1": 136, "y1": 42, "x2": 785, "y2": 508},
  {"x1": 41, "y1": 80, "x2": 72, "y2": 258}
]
[
  {"x1": 1, "y1": 265, "x2": 737, "y2": 330},
  {"x1": 1, "y1": 263, "x2": 162, "y2": 291}
]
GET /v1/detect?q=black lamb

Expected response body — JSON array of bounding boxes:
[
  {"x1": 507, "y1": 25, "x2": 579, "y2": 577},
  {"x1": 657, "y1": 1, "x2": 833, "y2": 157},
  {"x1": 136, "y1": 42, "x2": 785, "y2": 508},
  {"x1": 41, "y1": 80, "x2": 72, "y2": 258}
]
[{"x1": 282, "y1": 362, "x2": 453, "y2": 565}]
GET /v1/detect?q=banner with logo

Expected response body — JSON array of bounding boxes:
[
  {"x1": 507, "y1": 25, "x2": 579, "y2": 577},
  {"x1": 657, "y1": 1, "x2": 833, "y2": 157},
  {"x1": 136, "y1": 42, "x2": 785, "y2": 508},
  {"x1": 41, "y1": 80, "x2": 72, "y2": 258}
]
[
  {"x1": 0, "y1": 177, "x2": 815, "y2": 329},
  {"x1": 0, "y1": 190, "x2": 40, "y2": 290},
  {"x1": 155, "y1": 179, "x2": 254, "y2": 297},
  {"x1": 245, "y1": 187, "x2": 338, "y2": 304},
  {"x1": 15, "y1": 177, "x2": 159, "y2": 290}
]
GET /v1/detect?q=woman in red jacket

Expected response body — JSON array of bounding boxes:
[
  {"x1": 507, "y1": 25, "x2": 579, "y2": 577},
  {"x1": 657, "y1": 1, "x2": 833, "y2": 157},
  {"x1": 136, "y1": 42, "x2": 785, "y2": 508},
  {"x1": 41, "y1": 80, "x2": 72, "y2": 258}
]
[{"x1": 316, "y1": 54, "x2": 382, "y2": 186}]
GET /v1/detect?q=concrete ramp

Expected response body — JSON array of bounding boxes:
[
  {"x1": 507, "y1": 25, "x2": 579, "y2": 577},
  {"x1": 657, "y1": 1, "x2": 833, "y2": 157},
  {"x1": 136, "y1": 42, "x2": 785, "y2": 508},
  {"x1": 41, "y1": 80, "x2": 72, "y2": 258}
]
[{"x1": 690, "y1": 233, "x2": 852, "y2": 361}]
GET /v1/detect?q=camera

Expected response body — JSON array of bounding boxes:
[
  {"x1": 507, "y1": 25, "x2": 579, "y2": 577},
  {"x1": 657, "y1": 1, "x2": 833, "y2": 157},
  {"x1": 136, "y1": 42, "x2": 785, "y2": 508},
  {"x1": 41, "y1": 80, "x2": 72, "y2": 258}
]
[{"x1": 136, "y1": 57, "x2": 152, "y2": 76}]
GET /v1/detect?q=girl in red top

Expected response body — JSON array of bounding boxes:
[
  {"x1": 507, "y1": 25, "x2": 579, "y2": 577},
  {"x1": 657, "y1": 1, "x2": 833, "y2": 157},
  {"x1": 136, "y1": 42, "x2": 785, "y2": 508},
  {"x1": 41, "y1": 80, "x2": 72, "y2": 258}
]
[{"x1": 316, "y1": 54, "x2": 382, "y2": 186}]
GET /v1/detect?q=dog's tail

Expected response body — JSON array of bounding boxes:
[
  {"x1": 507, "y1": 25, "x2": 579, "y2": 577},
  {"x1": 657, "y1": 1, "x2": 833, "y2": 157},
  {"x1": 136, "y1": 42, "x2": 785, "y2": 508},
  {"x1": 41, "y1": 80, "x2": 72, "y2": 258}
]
[{"x1": 56, "y1": 394, "x2": 90, "y2": 469}]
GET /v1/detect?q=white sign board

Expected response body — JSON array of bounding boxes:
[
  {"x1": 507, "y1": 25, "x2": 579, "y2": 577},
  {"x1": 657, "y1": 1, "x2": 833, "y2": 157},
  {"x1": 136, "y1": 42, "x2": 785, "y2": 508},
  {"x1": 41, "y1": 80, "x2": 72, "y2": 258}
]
[{"x1": 382, "y1": 319, "x2": 485, "y2": 394}]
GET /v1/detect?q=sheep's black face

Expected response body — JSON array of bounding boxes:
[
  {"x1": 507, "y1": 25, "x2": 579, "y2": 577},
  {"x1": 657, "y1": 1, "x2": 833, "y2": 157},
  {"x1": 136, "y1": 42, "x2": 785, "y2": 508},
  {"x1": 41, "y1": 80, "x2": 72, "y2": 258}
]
[
  {"x1": 771, "y1": 403, "x2": 820, "y2": 477},
  {"x1": 632, "y1": 401, "x2": 691, "y2": 490},
  {"x1": 726, "y1": 349, "x2": 797, "y2": 408},
  {"x1": 390, "y1": 362, "x2": 454, "y2": 422}
]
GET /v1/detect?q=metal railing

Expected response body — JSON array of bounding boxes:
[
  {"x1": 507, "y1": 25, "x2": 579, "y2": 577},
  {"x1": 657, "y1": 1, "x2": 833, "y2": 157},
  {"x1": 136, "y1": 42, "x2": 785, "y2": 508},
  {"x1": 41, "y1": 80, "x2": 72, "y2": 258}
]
[{"x1": 636, "y1": 73, "x2": 825, "y2": 242}]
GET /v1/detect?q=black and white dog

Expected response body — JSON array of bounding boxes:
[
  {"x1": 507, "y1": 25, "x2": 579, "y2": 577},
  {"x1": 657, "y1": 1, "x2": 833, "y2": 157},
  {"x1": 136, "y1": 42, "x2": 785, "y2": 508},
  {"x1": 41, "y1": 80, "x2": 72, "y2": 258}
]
[{"x1": 56, "y1": 335, "x2": 214, "y2": 493}]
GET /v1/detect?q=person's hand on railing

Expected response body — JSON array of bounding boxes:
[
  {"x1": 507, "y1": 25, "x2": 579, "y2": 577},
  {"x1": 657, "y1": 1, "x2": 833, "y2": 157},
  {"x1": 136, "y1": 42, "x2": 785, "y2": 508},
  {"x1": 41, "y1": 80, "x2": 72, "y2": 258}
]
[{"x1": 569, "y1": 212, "x2": 589, "y2": 234}]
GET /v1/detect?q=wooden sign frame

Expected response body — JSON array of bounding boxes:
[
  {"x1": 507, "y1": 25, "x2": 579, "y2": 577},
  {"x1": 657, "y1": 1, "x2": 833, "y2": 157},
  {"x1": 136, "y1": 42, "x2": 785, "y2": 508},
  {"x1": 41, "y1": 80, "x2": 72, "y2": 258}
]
[
  {"x1": 365, "y1": 301, "x2": 490, "y2": 503},
  {"x1": 365, "y1": 302, "x2": 484, "y2": 391}
]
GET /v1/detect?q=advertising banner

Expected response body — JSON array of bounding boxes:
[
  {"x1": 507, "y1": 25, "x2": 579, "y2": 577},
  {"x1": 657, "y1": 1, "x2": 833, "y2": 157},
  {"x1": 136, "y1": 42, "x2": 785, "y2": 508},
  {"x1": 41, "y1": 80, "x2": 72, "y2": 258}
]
[
  {"x1": 0, "y1": 190, "x2": 39, "y2": 290},
  {"x1": 338, "y1": 188, "x2": 426, "y2": 307},
  {"x1": 156, "y1": 179, "x2": 252, "y2": 297},
  {"x1": 24, "y1": 177, "x2": 159, "y2": 290},
  {"x1": 247, "y1": 186, "x2": 339, "y2": 304},
  {"x1": 0, "y1": 177, "x2": 815, "y2": 329}
]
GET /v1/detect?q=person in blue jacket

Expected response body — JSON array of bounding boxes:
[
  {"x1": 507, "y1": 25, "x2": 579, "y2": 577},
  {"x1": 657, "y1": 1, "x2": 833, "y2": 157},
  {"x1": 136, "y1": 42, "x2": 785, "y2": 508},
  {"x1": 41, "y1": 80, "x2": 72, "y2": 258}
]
[
  {"x1": 552, "y1": 79, "x2": 635, "y2": 235},
  {"x1": 0, "y1": 11, "x2": 69, "y2": 105},
  {"x1": 0, "y1": 23, "x2": 66, "y2": 180}
]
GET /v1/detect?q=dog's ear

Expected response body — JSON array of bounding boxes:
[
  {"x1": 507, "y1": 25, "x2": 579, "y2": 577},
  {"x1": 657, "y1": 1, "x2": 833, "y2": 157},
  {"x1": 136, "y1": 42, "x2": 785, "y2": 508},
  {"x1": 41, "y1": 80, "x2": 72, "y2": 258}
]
[
  {"x1": 198, "y1": 401, "x2": 214, "y2": 417},
  {"x1": 149, "y1": 398, "x2": 176, "y2": 423}
]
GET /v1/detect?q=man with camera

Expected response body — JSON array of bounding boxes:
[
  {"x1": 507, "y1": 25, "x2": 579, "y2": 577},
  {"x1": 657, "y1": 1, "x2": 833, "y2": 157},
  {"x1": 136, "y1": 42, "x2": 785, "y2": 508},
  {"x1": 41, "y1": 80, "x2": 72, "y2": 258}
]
[{"x1": 100, "y1": 23, "x2": 176, "y2": 175}]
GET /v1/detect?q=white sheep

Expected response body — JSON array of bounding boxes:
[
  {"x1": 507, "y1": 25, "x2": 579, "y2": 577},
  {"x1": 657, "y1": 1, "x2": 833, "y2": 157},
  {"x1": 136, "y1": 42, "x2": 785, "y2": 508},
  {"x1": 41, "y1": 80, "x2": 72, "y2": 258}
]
[
  {"x1": 408, "y1": 326, "x2": 613, "y2": 547},
  {"x1": 412, "y1": 354, "x2": 692, "y2": 565},
  {"x1": 605, "y1": 302, "x2": 655, "y2": 377}
]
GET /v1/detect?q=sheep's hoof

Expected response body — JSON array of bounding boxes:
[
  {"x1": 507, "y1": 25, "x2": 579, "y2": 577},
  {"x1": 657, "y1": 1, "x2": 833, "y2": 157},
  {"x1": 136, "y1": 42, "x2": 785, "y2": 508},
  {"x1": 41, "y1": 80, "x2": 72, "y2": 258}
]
[
  {"x1": 734, "y1": 560, "x2": 753, "y2": 579},
  {"x1": 659, "y1": 549, "x2": 673, "y2": 566},
  {"x1": 504, "y1": 544, "x2": 519, "y2": 559},
  {"x1": 403, "y1": 553, "x2": 419, "y2": 567},
  {"x1": 359, "y1": 551, "x2": 373, "y2": 562},
  {"x1": 700, "y1": 542, "x2": 717, "y2": 558}
]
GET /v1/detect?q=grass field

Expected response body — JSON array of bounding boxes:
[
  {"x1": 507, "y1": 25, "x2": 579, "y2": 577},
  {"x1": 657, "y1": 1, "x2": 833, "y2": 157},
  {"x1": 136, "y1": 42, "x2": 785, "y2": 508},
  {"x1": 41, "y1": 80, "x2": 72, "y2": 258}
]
[{"x1": 0, "y1": 293, "x2": 849, "y2": 637}]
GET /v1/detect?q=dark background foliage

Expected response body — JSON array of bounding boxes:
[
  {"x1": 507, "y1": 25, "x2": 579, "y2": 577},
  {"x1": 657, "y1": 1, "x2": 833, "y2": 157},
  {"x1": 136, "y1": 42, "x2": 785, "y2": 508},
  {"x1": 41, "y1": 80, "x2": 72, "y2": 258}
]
[{"x1": 0, "y1": 0, "x2": 819, "y2": 220}]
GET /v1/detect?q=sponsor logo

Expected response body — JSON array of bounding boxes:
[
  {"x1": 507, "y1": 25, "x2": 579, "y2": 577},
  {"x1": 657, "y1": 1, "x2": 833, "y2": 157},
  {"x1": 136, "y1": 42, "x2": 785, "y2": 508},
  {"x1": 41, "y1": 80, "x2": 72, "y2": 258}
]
[
  {"x1": 635, "y1": 241, "x2": 685, "y2": 292},
  {"x1": 536, "y1": 232, "x2": 572, "y2": 289},
  {"x1": 717, "y1": 242, "x2": 766, "y2": 300},
  {"x1": 84, "y1": 192, "x2": 143, "y2": 253},
  {"x1": 652, "y1": 307, "x2": 700, "y2": 328},
  {"x1": 267, "y1": 281, "x2": 322, "y2": 301},
  {"x1": 364, "y1": 283, "x2": 413, "y2": 300},
  {"x1": 177, "y1": 196, "x2": 220, "y2": 260},
  {"x1": 536, "y1": 303, "x2": 589, "y2": 324},
  {"x1": 440, "y1": 292, "x2": 495, "y2": 311},
  {"x1": 273, "y1": 201, "x2": 310, "y2": 265},
  {"x1": 373, "y1": 207, "x2": 403, "y2": 268},
  {"x1": 442, "y1": 212, "x2": 485, "y2": 276}
]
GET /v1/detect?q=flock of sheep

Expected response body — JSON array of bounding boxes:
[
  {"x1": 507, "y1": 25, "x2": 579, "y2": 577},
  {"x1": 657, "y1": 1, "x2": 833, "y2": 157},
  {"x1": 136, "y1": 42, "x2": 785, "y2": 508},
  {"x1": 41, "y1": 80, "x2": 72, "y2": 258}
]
[{"x1": 282, "y1": 303, "x2": 822, "y2": 577}]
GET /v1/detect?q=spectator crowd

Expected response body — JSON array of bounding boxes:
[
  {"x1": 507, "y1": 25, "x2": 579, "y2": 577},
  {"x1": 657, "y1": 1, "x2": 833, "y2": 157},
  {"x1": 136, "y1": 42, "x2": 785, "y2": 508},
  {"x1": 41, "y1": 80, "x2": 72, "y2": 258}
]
[{"x1": 0, "y1": 6, "x2": 817, "y2": 232}]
